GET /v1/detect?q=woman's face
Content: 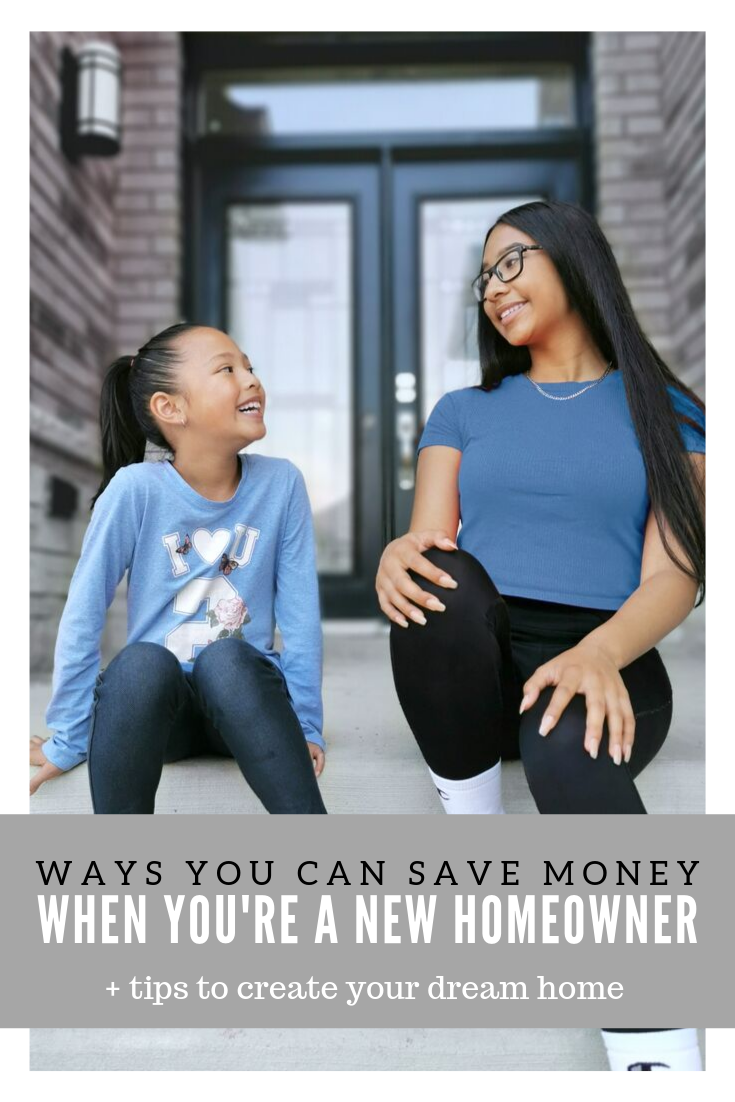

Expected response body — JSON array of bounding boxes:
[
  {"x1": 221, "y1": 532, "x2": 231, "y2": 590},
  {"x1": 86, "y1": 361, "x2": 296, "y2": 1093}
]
[
  {"x1": 480, "y1": 223, "x2": 571, "y2": 347},
  {"x1": 173, "y1": 327, "x2": 267, "y2": 447}
]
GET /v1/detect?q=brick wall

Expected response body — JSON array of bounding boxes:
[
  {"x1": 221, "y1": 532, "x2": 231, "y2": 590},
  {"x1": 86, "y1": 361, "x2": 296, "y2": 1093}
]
[
  {"x1": 659, "y1": 33, "x2": 705, "y2": 395},
  {"x1": 30, "y1": 31, "x2": 119, "y2": 670},
  {"x1": 113, "y1": 33, "x2": 183, "y2": 358},
  {"x1": 29, "y1": 32, "x2": 184, "y2": 672},
  {"x1": 592, "y1": 31, "x2": 705, "y2": 395}
]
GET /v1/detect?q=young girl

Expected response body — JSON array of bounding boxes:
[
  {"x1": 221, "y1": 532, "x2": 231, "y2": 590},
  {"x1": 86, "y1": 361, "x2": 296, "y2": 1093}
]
[
  {"x1": 30, "y1": 323, "x2": 327, "y2": 814},
  {"x1": 378, "y1": 198, "x2": 705, "y2": 817}
]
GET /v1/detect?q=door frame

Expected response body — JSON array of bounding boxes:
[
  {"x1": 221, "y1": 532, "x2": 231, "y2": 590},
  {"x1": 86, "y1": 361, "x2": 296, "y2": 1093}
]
[{"x1": 183, "y1": 33, "x2": 595, "y2": 611}]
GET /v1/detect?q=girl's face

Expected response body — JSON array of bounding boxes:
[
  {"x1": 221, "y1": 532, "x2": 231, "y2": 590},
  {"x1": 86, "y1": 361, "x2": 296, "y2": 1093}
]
[
  {"x1": 172, "y1": 327, "x2": 267, "y2": 448},
  {"x1": 480, "y1": 224, "x2": 572, "y2": 346}
]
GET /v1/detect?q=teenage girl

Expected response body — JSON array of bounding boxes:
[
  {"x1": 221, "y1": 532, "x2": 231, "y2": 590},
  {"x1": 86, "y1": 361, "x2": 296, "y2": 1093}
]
[
  {"x1": 30, "y1": 323, "x2": 327, "y2": 814},
  {"x1": 376, "y1": 199, "x2": 705, "y2": 1070},
  {"x1": 378, "y1": 198, "x2": 704, "y2": 817}
]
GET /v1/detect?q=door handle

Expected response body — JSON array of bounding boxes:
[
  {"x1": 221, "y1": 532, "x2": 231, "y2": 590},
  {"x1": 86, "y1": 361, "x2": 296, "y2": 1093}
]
[
  {"x1": 396, "y1": 409, "x2": 417, "y2": 490},
  {"x1": 395, "y1": 373, "x2": 418, "y2": 490}
]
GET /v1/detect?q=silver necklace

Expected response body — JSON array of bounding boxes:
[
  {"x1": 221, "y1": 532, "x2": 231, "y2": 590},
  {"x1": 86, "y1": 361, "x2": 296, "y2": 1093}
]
[{"x1": 524, "y1": 361, "x2": 614, "y2": 400}]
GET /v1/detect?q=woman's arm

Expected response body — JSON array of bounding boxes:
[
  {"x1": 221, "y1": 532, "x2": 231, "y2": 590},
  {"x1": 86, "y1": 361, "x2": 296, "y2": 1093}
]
[
  {"x1": 582, "y1": 452, "x2": 704, "y2": 668},
  {"x1": 409, "y1": 445, "x2": 462, "y2": 535},
  {"x1": 521, "y1": 454, "x2": 705, "y2": 764},
  {"x1": 376, "y1": 445, "x2": 462, "y2": 626}
]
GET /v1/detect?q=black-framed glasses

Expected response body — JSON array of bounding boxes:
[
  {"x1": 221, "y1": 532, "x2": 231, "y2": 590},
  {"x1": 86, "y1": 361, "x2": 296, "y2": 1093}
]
[{"x1": 470, "y1": 244, "x2": 544, "y2": 302}]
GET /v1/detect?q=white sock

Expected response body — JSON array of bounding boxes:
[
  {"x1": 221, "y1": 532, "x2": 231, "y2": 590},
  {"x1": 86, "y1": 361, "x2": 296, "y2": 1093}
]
[
  {"x1": 601, "y1": 1028, "x2": 702, "y2": 1071},
  {"x1": 428, "y1": 760, "x2": 504, "y2": 814}
]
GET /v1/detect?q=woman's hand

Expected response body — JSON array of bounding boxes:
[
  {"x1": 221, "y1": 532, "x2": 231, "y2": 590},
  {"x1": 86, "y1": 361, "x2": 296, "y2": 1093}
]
[
  {"x1": 519, "y1": 641, "x2": 636, "y2": 764},
  {"x1": 307, "y1": 742, "x2": 325, "y2": 777},
  {"x1": 376, "y1": 530, "x2": 459, "y2": 627},
  {"x1": 29, "y1": 737, "x2": 64, "y2": 795}
]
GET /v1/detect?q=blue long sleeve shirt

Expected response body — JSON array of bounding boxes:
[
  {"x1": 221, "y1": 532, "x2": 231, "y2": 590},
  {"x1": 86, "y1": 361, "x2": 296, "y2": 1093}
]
[{"x1": 44, "y1": 453, "x2": 324, "y2": 771}]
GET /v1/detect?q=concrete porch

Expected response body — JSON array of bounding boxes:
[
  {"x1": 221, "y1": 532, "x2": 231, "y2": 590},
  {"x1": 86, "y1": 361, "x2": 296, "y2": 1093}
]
[
  {"x1": 29, "y1": 1027, "x2": 707, "y2": 1072},
  {"x1": 29, "y1": 610, "x2": 705, "y2": 1071},
  {"x1": 30, "y1": 606, "x2": 704, "y2": 815}
]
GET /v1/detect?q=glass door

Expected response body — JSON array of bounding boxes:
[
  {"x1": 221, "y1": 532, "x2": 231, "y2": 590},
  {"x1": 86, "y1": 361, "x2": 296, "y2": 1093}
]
[
  {"x1": 391, "y1": 158, "x2": 581, "y2": 536},
  {"x1": 193, "y1": 162, "x2": 383, "y2": 616},
  {"x1": 226, "y1": 201, "x2": 353, "y2": 574}
]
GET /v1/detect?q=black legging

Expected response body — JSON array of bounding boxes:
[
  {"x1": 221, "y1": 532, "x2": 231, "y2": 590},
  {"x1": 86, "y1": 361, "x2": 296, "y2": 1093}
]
[{"x1": 389, "y1": 547, "x2": 673, "y2": 814}]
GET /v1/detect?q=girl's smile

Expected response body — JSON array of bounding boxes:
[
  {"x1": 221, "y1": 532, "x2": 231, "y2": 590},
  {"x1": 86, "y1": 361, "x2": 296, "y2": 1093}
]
[
  {"x1": 163, "y1": 329, "x2": 269, "y2": 446},
  {"x1": 497, "y1": 300, "x2": 528, "y2": 325},
  {"x1": 232, "y1": 376, "x2": 266, "y2": 428}
]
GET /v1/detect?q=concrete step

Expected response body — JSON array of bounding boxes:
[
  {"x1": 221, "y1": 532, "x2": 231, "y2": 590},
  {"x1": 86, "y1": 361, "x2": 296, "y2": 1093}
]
[
  {"x1": 29, "y1": 612, "x2": 706, "y2": 1070},
  {"x1": 30, "y1": 606, "x2": 704, "y2": 814},
  {"x1": 30, "y1": 1026, "x2": 706, "y2": 1071}
]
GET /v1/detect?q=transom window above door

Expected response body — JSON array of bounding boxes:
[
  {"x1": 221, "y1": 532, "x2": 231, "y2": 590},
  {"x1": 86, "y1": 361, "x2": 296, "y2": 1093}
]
[{"x1": 198, "y1": 64, "x2": 577, "y2": 138}]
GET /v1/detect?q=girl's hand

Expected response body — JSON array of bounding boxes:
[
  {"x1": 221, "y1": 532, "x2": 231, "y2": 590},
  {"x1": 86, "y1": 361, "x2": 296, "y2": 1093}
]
[
  {"x1": 519, "y1": 641, "x2": 636, "y2": 765},
  {"x1": 29, "y1": 738, "x2": 64, "y2": 794},
  {"x1": 376, "y1": 530, "x2": 459, "y2": 627},
  {"x1": 307, "y1": 742, "x2": 325, "y2": 777}
]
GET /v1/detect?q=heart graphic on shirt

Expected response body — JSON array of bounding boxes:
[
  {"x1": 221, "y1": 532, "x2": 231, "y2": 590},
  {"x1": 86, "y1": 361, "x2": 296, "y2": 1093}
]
[{"x1": 192, "y1": 528, "x2": 231, "y2": 564}]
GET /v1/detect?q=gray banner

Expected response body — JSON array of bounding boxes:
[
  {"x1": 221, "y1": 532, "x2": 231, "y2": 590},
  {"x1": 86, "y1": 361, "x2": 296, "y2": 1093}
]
[{"x1": 2, "y1": 815, "x2": 733, "y2": 1027}]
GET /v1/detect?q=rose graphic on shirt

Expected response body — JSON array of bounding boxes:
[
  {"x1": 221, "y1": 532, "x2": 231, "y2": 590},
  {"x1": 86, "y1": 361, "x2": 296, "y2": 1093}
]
[{"x1": 207, "y1": 594, "x2": 251, "y2": 640}]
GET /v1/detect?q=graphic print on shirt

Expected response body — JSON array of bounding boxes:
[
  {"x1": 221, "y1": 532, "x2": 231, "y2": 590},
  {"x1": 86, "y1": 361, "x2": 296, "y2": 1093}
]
[
  {"x1": 162, "y1": 531, "x2": 192, "y2": 576},
  {"x1": 162, "y1": 523, "x2": 261, "y2": 661},
  {"x1": 219, "y1": 552, "x2": 239, "y2": 575},
  {"x1": 228, "y1": 523, "x2": 260, "y2": 565},
  {"x1": 191, "y1": 527, "x2": 231, "y2": 563}
]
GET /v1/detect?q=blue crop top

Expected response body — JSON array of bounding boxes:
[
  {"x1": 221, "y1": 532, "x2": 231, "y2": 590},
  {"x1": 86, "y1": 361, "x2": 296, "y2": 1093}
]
[{"x1": 416, "y1": 369, "x2": 705, "y2": 610}]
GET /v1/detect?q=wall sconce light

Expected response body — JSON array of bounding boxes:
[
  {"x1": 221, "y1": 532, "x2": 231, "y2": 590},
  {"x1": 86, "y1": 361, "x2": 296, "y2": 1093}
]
[{"x1": 60, "y1": 41, "x2": 122, "y2": 162}]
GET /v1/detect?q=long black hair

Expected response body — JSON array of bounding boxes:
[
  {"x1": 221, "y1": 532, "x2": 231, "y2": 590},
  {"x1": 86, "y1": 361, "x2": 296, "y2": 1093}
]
[
  {"x1": 477, "y1": 199, "x2": 705, "y2": 604},
  {"x1": 92, "y1": 321, "x2": 201, "y2": 507}
]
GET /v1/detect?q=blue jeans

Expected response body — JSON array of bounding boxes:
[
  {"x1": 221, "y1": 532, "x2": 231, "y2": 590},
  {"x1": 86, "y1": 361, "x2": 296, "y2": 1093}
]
[{"x1": 87, "y1": 638, "x2": 327, "y2": 814}]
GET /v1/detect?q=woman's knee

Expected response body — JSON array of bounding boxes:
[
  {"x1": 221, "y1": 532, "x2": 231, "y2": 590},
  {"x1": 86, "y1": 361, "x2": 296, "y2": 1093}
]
[
  {"x1": 396, "y1": 547, "x2": 504, "y2": 644},
  {"x1": 416, "y1": 547, "x2": 502, "y2": 602},
  {"x1": 520, "y1": 692, "x2": 591, "y2": 799},
  {"x1": 519, "y1": 694, "x2": 646, "y2": 813}
]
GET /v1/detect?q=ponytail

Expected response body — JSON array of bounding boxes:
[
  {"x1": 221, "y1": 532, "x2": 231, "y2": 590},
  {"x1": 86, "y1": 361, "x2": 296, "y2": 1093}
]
[
  {"x1": 91, "y1": 322, "x2": 201, "y2": 508},
  {"x1": 93, "y1": 357, "x2": 147, "y2": 506}
]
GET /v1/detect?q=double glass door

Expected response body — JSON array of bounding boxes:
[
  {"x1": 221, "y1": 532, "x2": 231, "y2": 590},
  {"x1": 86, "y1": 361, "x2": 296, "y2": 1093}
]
[{"x1": 193, "y1": 153, "x2": 579, "y2": 615}]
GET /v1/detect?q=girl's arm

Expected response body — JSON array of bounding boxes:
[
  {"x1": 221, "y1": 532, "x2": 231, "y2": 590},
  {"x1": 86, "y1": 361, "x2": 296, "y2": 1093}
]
[
  {"x1": 39, "y1": 468, "x2": 140, "y2": 775},
  {"x1": 273, "y1": 464, "x2": 324, "y2": 763}
]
